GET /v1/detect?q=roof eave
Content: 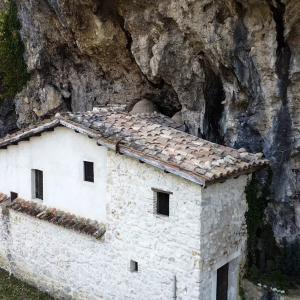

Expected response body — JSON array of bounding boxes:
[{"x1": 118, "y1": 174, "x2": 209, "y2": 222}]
[
  {"x1": 58, "y1": 119, "x2": 208, "y2": 186},
  {"x1": 0, "y1": 117, "x2": 270, "y2": 187},
  {"x1": 0, "y1": 119, "x2": 61, "y2": 149},
  {"x1": 118, "y1": 146, "x2": 207, "y2": 186},
  {"x1": 203, "y1": 161, "x2": 270, "y2": 186},
  {"x1": 59, "y1": 119, "x2": 118, "y2": 151}
]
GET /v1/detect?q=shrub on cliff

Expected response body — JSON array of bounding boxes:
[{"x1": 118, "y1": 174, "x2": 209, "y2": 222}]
[{"x1": 0, "y1": 0, "x2": 29, "y2": 102}]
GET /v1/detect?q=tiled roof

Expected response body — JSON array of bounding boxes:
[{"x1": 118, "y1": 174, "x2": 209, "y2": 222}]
[
  {"x1": 8, "y1": 198, "x2": 106, "y2": 239},
  {"x1": 0, "y1": 193, "x2": 8, "y2": 204},
  {"x1": 0, "y1": 107, "x2": 268, "y2": 185}
]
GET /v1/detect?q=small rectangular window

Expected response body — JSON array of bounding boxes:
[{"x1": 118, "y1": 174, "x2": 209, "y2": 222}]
[
  {"x1": 156, "y1": 191, "x2": 170, "y2": 216},
  {"x1": 130, "y1": 260, "x2": 138, "y2": 272},
  {"x1": 32, "y1": 169, "x2": 43, "y2": 200},
  {"x1": 10, "y1": 192, "x2": 18, "y2": 201},
  {"x1": 84, "y1": 161, "x2": 94, "y2": 182}
]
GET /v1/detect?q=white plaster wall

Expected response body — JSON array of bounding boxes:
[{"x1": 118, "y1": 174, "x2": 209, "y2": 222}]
[
  {"x1": 0, "y1": 206, "x2": 10, "y2": 270},
  {"x1": 0, "y1": 149, "x2": 203, "y2": 300},
  {"x1": 0, "y1": 127, "x2": 249, "y2": 300},
  {"x1": 199, "y1": 175, "x2": 250, "y2": 300},
  {"x1": 105, "y1": 151, "x2": 202, "y2": 299},
  {"x1": 0, "y1": 127, "x2": 107, "y2": 221}
]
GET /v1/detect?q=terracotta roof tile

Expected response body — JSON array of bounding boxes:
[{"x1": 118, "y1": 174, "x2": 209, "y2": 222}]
[
  {"x1": 0, "y1": 108, "x2": 269, "y2": 186},
  {"x1": 8, "y1": 198, "x2": 106, "y2": 239},
  {"x1": 0, "y1": 193, "x2": 8, "y2": 204}
]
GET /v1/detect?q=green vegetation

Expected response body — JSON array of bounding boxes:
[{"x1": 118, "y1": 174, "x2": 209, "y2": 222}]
[
  {"x1": 245, "y1": 171, "x2": 300, "y2": 291},
  {"x1": 0, "y1": 268, "x2": 52, "y2": 299},
  {"x1": 239, "y1": 280, "x2": 246, "y2": 300},
  {"x1": 247, "y1": 265, "x2": 292, "y2": 291},
  {"x1": 0, "y1": 0, "x2": 29, "y2": 102},
  {"x1": 245, "y1": 172, "x2": 271, "y2": 262}
]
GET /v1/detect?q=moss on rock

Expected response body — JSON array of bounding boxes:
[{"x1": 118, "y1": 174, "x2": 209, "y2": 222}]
[
  {"x1": 245, "y1": 171, "x2": 273, "y2": 269},
  {"x1": 0, "y1": 0, "x2": 29, "y2": 102},
  {"x1": 245, "y1": 170, "x2": 300, "y2": 291}
]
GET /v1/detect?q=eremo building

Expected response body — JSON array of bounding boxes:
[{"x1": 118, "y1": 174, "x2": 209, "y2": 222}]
[{"x1": 0, "y1": 108, "x2": 267, "y2": 300}]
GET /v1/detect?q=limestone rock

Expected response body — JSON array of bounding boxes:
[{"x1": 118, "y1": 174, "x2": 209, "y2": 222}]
[
  {"x1": 0, "y1": 98, "x2": 17, "y2": 138},
  {"x1": 14, "y1": 0, "x2": 180, "y2": 125},
  {"x1": 294, "y1": 202, "x2": 300, "y2": 229},
  {"x1": 130, "y1": 99, "x2": 157, "y2": 114},
  {"x1": 171, "y1": 111, "x2": 183, "y2": 125}
]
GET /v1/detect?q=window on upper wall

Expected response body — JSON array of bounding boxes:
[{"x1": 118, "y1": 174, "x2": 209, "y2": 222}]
[
  {"x1": 32, "y1": 169, "x2": 43, "y2": 200},
  {"x1": 84, "y1": 161, "x2": 94, "y2": 182},
  {"x1": 153, "y1": 189, "x2": 171, "y2": 216}
]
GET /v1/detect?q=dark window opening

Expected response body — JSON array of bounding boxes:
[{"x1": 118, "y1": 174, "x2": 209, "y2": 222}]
[
  {"x1": 10, "y1": 192, "x2": 18, "y2": 201},
  {"x1": 130, "y1": 260, "x2": 138, "y2": 272},
  {"x1": 156, "y1": 191, "x2": 170, "y2": 216},
  {"x1": 84, "y1": 161, "x2": 94, "y2": 182},
  {"x1": 33, "y1": 169, "x2": 43, "y2": 200},
  {"x1": 217, "y1": 263, "x2": 229, "y2": 300}
]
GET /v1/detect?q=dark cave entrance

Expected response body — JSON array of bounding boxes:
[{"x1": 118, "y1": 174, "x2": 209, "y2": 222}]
[{"x1": 202, "y1": 64, "x2": 226, "y2": 144}]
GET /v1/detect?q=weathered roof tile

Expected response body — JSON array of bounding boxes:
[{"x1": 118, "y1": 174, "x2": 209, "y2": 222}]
[
  {"x1": 0, "y1": 108, "x2": 268, "y2": 185},
  {"x1": 0, "y1": 193, "x2": 8, "y2": 204},
  {"x1": 7, "y1": 198, "x2": 106, "y2": 239}
]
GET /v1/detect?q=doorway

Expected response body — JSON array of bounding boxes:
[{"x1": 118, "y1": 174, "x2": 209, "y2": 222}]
[{"x1": 216, "y1": 263, "x2": 229, "y2": 300}]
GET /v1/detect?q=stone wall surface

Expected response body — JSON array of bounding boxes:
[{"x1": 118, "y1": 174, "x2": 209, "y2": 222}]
[
  {"x1": 0, "y1": 150, "x2": 201, "y2": 300},
  {"x1": 0, "y1": 206, "x2": 10, "y2": 271},
  {"x1": 199, "y1": 175, "x2": 249, "y2": 300},
  {"x1": 0, "y1": 146, "x2": 249, "y2": 299},
  {"x1": 201, "y1": 176, "x2": 248, "y2": 269}
]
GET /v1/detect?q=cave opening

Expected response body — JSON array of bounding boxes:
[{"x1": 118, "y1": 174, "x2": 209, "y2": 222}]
[{"x1": 202, "y1": 63, "x2": 226, "y2": 144}]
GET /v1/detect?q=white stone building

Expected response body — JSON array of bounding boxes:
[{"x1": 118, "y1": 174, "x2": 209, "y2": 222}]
[{"x1": 0, "y1": 108, "x2": 268, "y2": 300}]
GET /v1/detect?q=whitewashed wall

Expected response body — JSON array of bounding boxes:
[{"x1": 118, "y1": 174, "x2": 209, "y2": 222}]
[
  {"x1": 199, "y1": 175, "x2": 249, "y2": 300},
  {"x1": 0, "y1": 150, "x2": 203, "y2": 300},
  {"x1": 0, "y1": 127, "x2": 107, "y2": 221},
  {"x1": 0, "y1": 206, "x2": 10, "y2": 270},
  {"x1": 0, "y1": 127, "x2": 249, "y2": 299}
]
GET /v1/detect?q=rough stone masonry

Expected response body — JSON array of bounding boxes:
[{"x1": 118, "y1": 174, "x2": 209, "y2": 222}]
[{"x1": 0, "y1": 121, "x2": 251, "y2": 299}]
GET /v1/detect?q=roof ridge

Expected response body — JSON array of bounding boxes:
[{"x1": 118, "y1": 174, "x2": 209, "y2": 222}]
[{"x1": 0, "y1": 110, "x2": 269, "y2": 185}]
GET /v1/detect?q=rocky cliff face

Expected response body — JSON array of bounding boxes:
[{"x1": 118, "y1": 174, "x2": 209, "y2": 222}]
[{"x1": 1, "y1": 0, "x2": 300, "y2": 291}]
